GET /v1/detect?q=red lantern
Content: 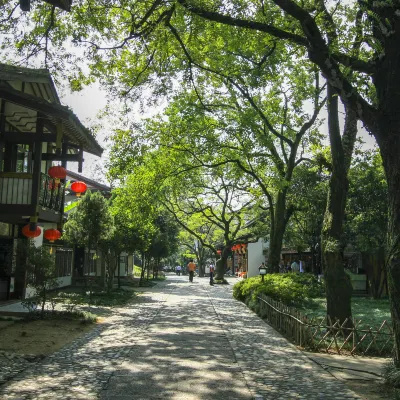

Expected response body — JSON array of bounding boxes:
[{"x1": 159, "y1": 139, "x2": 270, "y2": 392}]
[
  {"x1": 71, "y1": 181, "x2": 87, "y2": 197},
  {"x1": 48, "y1": 165, "x2": 67, "y2": 186},
  {"x1": 216, "y1": 249, "x2": 222, "y2": 255},
  {"x1": 22, "y1": 224, "x2": 42, "y2": 238},
  {"x1": 44, "y1": 228, "x2": 61, "y2": 243}
]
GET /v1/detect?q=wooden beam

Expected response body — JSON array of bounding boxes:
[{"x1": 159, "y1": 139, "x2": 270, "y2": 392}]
[
  {"x1": 0, "y1": 204, "x2": 36, "y2": 218},
  {"x1": 0, "y1": 86, "x2": 70, "y2": 119},
  {"x1": 31, "y1": 115, "x2": 43, "y2": 206},
  {"x1": 56, "y1": 122, "x2": 63, "y2": 155},
  {"x1": 61, "y1": 142, "x2": 68, "y2": 168},
  {"x1": 1, "y1": 131, "x2": 57, "y2": 143},
  {"x1": 41, "y1": 153, "x2": 83, "y2": 162},
  {"x1": 78, "y1": 147, "x2": 83, "y2": 173}
]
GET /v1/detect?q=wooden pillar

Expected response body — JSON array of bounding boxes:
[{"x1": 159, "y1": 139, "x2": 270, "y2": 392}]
[
  {"x1": 30, "y1": 113, "x2": 44, "y2": 228},
  {"x1": 58, "y1": 141, "x2": 68, "y2": 226},
  {"x1": 78, "y1": 147, "x2": 83, "y2": 173}
]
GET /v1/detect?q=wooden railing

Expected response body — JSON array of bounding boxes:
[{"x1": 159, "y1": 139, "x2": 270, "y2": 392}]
[
  {"x1": 257, "y1": 293, "x2": 394, "y2": 357},
  {"x1": 0, "y1": 172, "x2": 64, "y2": 213},
  {"x1": 0, "y1": 172, "x2": 33, "y2": 204}
]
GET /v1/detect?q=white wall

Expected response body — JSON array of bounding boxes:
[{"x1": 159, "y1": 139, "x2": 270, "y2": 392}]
[
  {"x1": 25, "y1": 275, "x2": 72, "y2": 298},
  {"x1": 127, "y1": 255, "x2": 133, "y2": 275},
  {"x1": 247, "y1": 239, "x2": 269, "y2": 278},
  {"x1": 32, "y1": 229, "x2": 43, "y2": 247}
]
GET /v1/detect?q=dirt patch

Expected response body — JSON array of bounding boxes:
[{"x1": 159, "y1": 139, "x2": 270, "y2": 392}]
[{"x1": 0, "y1": 319, "x2": 96, "y2": 356}]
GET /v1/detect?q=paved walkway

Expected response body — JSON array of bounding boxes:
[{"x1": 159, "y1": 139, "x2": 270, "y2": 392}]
[{"x1": 0, "y1": 276, "x2": 363, "y2": 399}]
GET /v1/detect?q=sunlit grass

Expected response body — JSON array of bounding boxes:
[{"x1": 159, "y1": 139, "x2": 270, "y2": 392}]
[{"x1": 302, "y1": 297, "x2": 391, "y2": 328}]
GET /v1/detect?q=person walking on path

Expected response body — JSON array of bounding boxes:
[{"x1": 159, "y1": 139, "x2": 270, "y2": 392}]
[
  {"x1": 291, "y1": 260, "x2": 300, "y2": 272},
  {"x1": 187, "y1": 259, "x2": 196, "y2": 282},
  {"x1": 209, "y1": 264, "x2": 215, "y2": 285},
  {"x1": 176, "y1": 265, "x2": 182, "y2": 276}
]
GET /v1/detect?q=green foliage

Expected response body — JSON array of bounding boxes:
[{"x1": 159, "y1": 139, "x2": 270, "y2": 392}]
[
  {"x1": 86, "y1": 288, "x2": 135, "y2": 307},
  {"x1": 302, "y1": 296, "x2": 391, "y2": 328},
  {"x1": 26, "y1": 245, "x2": 57, "y2": 285},
  {"x1": 24, "y1": 244, "x2": 59, "y2": 318},
  {"x1": 233, "y1": 273, "x2": 323, "y2": 307},
  {"x1": 23, "y1": 309, "x2": 98, "y2": 323},
  {"x1": 56, "y1": 287, "x2": 135, "y2": 307},
  {"x1": 384, "y1": 362, "x2": 400, "y2": 390},
  {"x1": 63, "y1": 190, "x2": 114, "y2": 250},
  {"x1": 346, "y1": 149, "x2": 387, "y2": 251}
]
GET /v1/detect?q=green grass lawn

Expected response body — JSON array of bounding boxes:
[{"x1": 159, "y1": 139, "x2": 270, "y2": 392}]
[
  {"x1": 302, "y1": 297, "x2": 391, "y2": 328},
  {"x1": 133, "y1": 265, "x2": 142, "y2": 276},
  {"x1": 299, "y1": 297, "x2": 392, "y2": 356}
]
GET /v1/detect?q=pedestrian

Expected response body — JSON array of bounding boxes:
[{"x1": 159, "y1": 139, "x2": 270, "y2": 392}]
[
  {"x1": 286, "y1": 262, "x2": 291, "y2": 272},
  {"x1": 209, "y1": 264, "x2": 215, "y2": 285},
  {"x1": 291, "y1": 260, "x2": 300, "y2": 272},
  {"x1": 279, "y1": 261, "x2": 285, "y2": 273},
  {"x1": 187, "y1": 259, "x2": 196, "y2": 283},
  {"x1": 176, "y1": 265, "x2": 182, "y2": 276}
]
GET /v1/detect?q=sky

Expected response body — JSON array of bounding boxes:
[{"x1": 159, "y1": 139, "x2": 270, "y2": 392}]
[{"x1": 62, "y1": 83, "x2": 109, "y2": 182}]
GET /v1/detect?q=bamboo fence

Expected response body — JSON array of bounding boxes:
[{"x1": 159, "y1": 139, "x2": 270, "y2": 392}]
[{"x1": 257, "y1": 294, "x2": 394, "y2": 357}]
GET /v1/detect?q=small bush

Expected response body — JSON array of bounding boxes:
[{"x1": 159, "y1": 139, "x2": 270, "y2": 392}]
[
  {"x1": 384, "y1": 361, "x2": 400, "y2": 388},
  {"x1": 89, "y1": 288, "x2": 135, "y2": 306},
  {"x1": 22, "y1": 309, "x2": 98, "y2": 323},
  {"x1": 233, "y1": 273, "x2": 323, "y2": 307},
  {"x1": 214, "y1": 279, "x2": 229, "y2": 285}
]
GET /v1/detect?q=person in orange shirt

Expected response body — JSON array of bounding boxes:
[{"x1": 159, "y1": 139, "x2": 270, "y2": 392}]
[{"x1": 187, "y1": 259, "x2": 196, "y2": 283}]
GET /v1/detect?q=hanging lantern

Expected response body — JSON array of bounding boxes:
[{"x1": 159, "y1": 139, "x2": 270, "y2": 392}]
[
  {"x1": 22, "y1": 224, "x2": 42, "y2": 238},
  {"x1": 216, "y1": 249, "x2": 222, "y2": 255},
  {"x1": 48, "y1": 165, "x2": 67, "y2": 186},
  {"x1": 70, "y1": 181, "x2": 87, "y2": 197},
  {"x1": 44, "y1": 229, "x2": 61, "y2": 243}
]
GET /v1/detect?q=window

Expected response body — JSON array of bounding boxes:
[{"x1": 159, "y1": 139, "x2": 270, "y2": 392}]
[
  {"x1": 84, "y1": 251, "x2": 96, "y2": 275},
  {"x1": 55, "y1": 248, "x2": 73, "y2": 277}
]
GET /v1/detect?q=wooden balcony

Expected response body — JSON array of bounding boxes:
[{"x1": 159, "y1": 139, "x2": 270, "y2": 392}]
[{"x1": 0, "y1": 172, "x2": 65, "y2": 223}]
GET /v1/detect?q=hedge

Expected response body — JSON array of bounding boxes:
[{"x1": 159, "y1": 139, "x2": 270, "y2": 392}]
[{"x1": 233, "y1": 273, "x2": 323, "y2": 308}]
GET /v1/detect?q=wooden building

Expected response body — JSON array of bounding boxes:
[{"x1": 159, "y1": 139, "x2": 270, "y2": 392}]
[{"x1": 0, "y1": 64, "x2": 102, "y2": 300}]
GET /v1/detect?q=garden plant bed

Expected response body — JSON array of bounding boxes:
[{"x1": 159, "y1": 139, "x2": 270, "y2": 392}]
[
  {"x1": 53, "y1": 286, "x2": 137, "y2": 307},
  {"x1": 0, "y1": 318, "x2": 96, "y2": 356}
]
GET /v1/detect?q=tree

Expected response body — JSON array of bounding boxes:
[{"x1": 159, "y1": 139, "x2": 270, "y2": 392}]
[
  {"x1": 25, "y1": 243, "x2": 58, "y2": 318},
  {"x1": 63, "y1": 191, "x2": 114, "y2": 275},
  {"x1": 147, "y1": 213, "x2": 180, "y2": 278},
  {"x1": 346, "y1": 148, "x2": 388, "y2": 298},
  {"x1": 283, "y1": 161, "x2": 328, "y2": 274},
  {"x1": 108, "y1": 79, "x2": 325, "y2": 274},
  {"x1": 7, "y1": 0, "x2": 400, "y2": 363}
]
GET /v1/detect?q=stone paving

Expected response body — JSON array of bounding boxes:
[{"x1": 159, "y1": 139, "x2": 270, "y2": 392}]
[{"x1": 0, "y1": 276, "x2": 363, "y2": 399}]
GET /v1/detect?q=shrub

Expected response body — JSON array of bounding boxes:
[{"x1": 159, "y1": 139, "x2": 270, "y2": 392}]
[
  {"x1": 233, "y1": 273, "x2": 323, "y2": 307},
  {"x1": 384, "y1": 361, "x2": 400, "y2": 388}
]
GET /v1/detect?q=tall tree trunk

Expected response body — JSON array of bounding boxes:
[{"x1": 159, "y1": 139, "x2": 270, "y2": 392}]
[
  {"x1": 215, "y1": 247, "x2": 229, "y2": 280},
  {"x1": 140, "y1": 252, "x2": 145, "y2": 283},
  {"x1": 379, "y1": 135, "x2": 400, "y2": 365},
  {"x1": 361, "y1": 250, "x2": 386, "y2": 299},
  {"x1": 268, "y1": 191, "x2": 289, "y2": 272},
  {"x1": 117, "y1": 253, "x2": 121, "y2": 289},
  {"x1": 321, "y1": 85, "x2": 357, "y2": 323}
]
